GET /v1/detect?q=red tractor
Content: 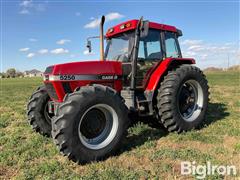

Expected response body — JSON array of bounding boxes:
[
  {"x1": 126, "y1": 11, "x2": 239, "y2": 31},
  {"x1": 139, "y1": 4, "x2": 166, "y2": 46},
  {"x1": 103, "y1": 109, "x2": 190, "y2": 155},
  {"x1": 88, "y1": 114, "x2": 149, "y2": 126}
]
[{"x1": 27, "y1": 16, "x2": 209, "y2": 164}]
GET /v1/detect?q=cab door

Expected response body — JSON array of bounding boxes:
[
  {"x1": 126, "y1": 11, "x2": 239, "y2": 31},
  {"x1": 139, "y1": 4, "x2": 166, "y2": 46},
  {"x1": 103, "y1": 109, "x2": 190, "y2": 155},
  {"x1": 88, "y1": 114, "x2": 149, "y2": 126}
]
[{"x1": 136, "y1": 29, "x2": 163, "y2": 89}]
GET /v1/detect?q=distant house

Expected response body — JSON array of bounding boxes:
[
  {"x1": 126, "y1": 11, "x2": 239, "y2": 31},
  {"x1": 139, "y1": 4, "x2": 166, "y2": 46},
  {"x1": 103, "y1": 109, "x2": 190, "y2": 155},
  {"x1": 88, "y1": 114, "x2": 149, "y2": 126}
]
[{"x1": 24, "y1": 69, "x2": 43, "y2": 77}]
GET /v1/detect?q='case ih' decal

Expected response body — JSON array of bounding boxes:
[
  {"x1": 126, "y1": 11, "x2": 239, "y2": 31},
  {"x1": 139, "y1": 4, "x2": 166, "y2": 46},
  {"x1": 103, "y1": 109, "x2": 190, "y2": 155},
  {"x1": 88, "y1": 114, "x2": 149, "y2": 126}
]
[{"x1": 44, "y1": 74, "x2": 122, "y2": 81}]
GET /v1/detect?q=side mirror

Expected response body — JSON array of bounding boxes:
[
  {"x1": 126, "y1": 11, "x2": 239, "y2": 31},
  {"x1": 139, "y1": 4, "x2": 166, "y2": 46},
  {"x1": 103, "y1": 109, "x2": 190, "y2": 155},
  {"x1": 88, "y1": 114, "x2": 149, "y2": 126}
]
[
  {"x1": 177, "y1": 29, "x2": 183, "y2": 37},
  {"x1": 86, "y1": 40, "x2": 92, "y2": 53}
]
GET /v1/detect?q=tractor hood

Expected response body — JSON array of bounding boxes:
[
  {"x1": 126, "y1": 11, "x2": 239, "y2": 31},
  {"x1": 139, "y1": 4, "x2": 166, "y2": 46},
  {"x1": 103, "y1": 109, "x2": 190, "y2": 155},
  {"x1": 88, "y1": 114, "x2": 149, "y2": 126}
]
[
  {"x1": 43, "y1": 61, "x2": 123, "y2": 102},
  {"x1": 43, "y1": 61, "x2": 122, "y2": 81}
]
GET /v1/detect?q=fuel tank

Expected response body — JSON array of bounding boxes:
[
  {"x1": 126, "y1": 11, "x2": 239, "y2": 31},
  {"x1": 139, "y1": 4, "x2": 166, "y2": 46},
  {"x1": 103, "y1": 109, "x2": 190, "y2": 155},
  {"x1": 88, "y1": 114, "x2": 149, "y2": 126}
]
[{"x1": 43, "y1": 61, "x2": 122, "y2": 102}]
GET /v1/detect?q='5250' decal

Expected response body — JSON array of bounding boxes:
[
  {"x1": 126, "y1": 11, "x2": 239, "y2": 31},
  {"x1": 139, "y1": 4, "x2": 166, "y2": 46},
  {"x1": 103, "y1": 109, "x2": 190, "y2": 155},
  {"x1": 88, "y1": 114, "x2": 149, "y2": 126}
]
[{"x1": 60, "y1": 75, "x2": 76, "y2": 80}]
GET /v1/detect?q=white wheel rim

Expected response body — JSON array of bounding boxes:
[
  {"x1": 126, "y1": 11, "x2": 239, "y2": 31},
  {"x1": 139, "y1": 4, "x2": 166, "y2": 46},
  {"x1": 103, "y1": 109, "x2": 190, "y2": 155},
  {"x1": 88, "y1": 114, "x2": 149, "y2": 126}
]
[{"x1": 78, "y1": 104, "x2": 119, "y2": 150}]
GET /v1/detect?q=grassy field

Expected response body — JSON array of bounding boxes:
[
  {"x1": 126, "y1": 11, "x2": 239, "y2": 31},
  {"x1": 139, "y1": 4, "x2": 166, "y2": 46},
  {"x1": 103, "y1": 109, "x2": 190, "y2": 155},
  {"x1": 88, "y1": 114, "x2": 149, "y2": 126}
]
[{"x1": 0, "y1": 71, "x2": 239, "y2": 179}]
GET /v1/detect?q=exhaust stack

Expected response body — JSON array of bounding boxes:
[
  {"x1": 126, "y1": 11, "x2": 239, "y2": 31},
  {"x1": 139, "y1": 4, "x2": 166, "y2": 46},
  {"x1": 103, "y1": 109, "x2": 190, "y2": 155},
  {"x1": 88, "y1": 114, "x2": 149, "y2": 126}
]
[{"x1": 100, "y1": 16, "x2": 105, "y2": 61}]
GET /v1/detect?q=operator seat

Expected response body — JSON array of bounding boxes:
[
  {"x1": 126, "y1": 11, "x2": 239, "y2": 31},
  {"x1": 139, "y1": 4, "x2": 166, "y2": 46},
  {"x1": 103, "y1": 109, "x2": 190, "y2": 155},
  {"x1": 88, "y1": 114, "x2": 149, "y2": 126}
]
[{"x1": 147, "y1": 52, "x2": 163, "y2": 60}]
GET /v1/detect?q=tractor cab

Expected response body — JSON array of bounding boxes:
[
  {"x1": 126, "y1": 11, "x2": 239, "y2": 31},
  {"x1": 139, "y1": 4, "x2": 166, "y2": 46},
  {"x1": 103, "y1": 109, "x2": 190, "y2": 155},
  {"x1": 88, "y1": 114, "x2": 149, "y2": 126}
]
[{"x1": 104, "y1": 19, "x2": 182, "y2": 89}]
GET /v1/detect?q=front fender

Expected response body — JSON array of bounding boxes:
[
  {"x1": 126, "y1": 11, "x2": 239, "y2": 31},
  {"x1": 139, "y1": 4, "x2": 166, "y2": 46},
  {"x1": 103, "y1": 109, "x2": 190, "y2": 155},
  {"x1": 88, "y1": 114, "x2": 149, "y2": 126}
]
[{"x1": 145, "y1": 58, "x2": 195, "y2": 91}]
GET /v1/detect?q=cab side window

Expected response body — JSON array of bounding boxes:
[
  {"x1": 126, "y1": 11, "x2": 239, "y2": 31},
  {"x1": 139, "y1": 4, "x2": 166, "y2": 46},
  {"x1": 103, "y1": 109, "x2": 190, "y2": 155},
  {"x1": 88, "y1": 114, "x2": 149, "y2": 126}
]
[
  {"x1": 165, "y1": 32, "x2": 180, "y2": 58},
  {"x1": 138, "y1": 41, "x2": 145, "y2": 59},
  {"x1": 146, "y1": 40, "x2": 162, "y2": 60},
  {"x1": 138, "y1": 30, "x2": 162, "y2": 60}
]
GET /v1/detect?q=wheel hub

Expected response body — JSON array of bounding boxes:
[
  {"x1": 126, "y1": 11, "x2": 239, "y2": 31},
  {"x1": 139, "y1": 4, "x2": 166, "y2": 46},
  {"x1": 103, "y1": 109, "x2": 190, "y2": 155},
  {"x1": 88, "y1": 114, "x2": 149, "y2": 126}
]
[
  {"x1": 179, "y1": 84, "x2": 196, "y2": 117},
  {"x1": 44, "y1": 100, "x2": 54, "y2": 124},
  {"x1": 80, "y1": 108, "x2": 106, "y2": 139}
]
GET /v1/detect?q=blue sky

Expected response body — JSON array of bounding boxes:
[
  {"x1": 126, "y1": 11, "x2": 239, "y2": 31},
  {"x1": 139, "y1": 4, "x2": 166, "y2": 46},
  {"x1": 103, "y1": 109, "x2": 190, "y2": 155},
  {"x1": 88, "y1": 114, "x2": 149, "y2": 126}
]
[{"x1": 1, "y1": 0, "x2": 239, "y2": 72}]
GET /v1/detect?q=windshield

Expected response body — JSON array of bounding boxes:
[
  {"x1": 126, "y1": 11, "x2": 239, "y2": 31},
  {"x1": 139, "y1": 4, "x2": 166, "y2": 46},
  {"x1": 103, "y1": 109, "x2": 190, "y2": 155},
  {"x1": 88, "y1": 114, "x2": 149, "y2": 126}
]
[
  {"x1": 105, "y1": 32, "x2": 134, "y2": 62},
  {"x1": 105, "y1": 30, "x2": 165, "y2": 62}
]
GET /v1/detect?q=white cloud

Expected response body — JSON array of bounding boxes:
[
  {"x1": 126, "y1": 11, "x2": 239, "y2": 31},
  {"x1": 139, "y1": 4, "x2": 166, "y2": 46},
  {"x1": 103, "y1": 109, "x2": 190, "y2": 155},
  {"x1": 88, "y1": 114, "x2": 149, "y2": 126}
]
[
  {"x1": 187, "y1": 44, "x2": 231, "y2": 53},
  {"x1": 181, "y1": 39, "x2": 203, "y2": 46},
  {"x1": 182, "y1": 51, "x2": 196, "y2": 57},
  {"x1": 75, "y1": 12, "x2": 81, "y2": 16},
  {"x1": 38, "y1": 49, "x2": 48, "y2": 54},
  {"x1": 19, "y1": 0, "x2": 32, "y2": 14},
  {"x1": 56, "y1": 39, "x2": 71, "y2": 45},
  {"x1": 20, "y1": 0, "x2": 32, "y2": 8},
  {"x1": 29, "y1": 38, "x2": 37, "y2": 42},
  {"x1": 188, "y1": 45, "x2": 204, "y2": 51},
  {"x1": 200, "y1": 54, "x2": 208, "y2": 59},
  {"x1": 219, "y1": 46, "x2": 231, "y2": 50},
  {"x1": 19, "y1": 47, "x2": 30, "y2": 52},
  {"x1": 19, "y1": 0, "x2": 46, "y2": 15},
  {"x1": 84, "y1": 19, "x2": 101, "y2": 29},
  {"x1": 83, "y1": 50, "x2": 94, "y2": 55},
  {"x1": 181, "y1": 39, "x2": 235, "y2": 54},
  {"x1": 51, "y1": 48, "x2": 69, "y2": 54},
  {"x1": 105, "y1": 12, "x2": 124, "y2": 21},
  {"x1": 181, "y1": 39, "x2": 239, "y2": 68},
  {"x1": 84, "y1": 12, "x2": 124, "y2": 29},
  {"x1": 27, "y1": 53, "x2": 35, "y2": 58},
  {"x1": 224, "y1": 42, "x2": 234, "y2": 46}
]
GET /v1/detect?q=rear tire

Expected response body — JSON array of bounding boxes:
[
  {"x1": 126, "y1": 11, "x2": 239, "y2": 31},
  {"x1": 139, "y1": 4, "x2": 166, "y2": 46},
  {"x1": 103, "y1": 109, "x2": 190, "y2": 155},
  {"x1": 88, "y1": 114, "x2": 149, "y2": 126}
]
[
  {"x1": 27, "y1": 86, "x2": 53, "y2": 136},
  {"x1": 52, "y1": 84, "x2": 129, "y2": 164},
  {"x1": 157, "y1": 65, "x2": 209, "y2": 132}
]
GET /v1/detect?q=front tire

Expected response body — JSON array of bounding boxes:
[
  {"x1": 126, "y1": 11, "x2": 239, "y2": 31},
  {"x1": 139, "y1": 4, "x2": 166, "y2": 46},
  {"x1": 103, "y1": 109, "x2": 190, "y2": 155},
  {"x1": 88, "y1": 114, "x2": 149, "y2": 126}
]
[
  {"x1": 27, "y1": 86, "x2": 53, "y2": 136},
  {"x1": 52, "y1": 84, "x2": 129, "y2": 164},
  {"x1": 157, "y1": 65, "x2": 209, "y2": 132}
]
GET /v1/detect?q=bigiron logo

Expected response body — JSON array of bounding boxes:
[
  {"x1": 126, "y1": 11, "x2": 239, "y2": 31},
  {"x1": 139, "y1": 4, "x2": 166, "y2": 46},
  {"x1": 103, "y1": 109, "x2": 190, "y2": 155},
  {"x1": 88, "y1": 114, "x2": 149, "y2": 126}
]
[{"x1": 181, "y1": 161, "x2": 237, "y2": 179}]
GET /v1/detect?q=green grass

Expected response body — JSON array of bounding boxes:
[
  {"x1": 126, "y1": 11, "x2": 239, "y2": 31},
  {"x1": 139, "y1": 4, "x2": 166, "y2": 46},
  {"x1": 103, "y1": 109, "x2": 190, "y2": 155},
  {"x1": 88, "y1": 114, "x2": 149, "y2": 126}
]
[{"x1": 0, "y1": 71, "x2": 240, "y2": 179}]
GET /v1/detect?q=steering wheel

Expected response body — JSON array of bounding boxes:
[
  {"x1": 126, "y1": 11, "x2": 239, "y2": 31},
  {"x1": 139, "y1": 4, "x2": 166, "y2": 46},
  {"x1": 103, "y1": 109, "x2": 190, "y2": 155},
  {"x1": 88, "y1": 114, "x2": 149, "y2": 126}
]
[{"x1": 113, "y1": 53, "x2": 128, "y2": 62}]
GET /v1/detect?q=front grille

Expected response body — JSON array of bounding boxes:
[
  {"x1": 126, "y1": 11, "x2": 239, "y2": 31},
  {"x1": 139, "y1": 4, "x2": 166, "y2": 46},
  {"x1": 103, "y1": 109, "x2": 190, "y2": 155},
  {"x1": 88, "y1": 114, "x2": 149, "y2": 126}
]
[
  {"x1": 62, "y1": 82, "x2": 72, "y2": 94},
  {"x1": 45, "y1": 83, "x2": 58, "y2": 100}
]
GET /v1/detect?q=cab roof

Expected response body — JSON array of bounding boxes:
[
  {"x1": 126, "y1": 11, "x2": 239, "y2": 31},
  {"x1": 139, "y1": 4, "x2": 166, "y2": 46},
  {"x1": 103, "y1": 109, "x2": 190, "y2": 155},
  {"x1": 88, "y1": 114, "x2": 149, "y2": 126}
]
[{"x1": 106, "y1": 19, "x2": 178, "y2": 38}]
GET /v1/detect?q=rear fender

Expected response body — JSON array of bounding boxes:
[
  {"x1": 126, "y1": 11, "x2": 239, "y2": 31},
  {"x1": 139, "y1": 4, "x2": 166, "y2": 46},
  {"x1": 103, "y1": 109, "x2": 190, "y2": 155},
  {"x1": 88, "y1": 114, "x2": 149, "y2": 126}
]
[
  {"x1": 145, "y1": 58, "x2": 195, "y2": 91},
  {"x1": 143, "y1": 58, "x2": 195, "y2": 115}
]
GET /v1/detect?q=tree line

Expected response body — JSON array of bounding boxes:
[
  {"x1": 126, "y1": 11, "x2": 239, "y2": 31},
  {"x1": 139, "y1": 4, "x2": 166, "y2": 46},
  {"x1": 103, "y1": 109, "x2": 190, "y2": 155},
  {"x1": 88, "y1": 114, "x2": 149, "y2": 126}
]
[{"x1": 0, "y1": 68, "x2": 24, "y2": 78}]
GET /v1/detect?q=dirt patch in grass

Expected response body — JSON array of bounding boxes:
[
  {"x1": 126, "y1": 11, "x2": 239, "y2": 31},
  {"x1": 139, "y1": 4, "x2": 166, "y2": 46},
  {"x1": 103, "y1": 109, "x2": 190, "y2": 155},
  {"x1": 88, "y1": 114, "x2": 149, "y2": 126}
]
[
  {"x1": 157, "y1": 138, "x2": 215, "y2": 151},
  {"x1": 0, "y1": 107, "x2": 12, "y2": 114},
  {"x1": 119, "y1": 154, "x2": 153, "y2": 170},
  {"x1": 0, "y1": 165, "x2": 18, "y2": 179},
  {"x1": 223, "y1": 136, "x2": 239, "y2": 152}
]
